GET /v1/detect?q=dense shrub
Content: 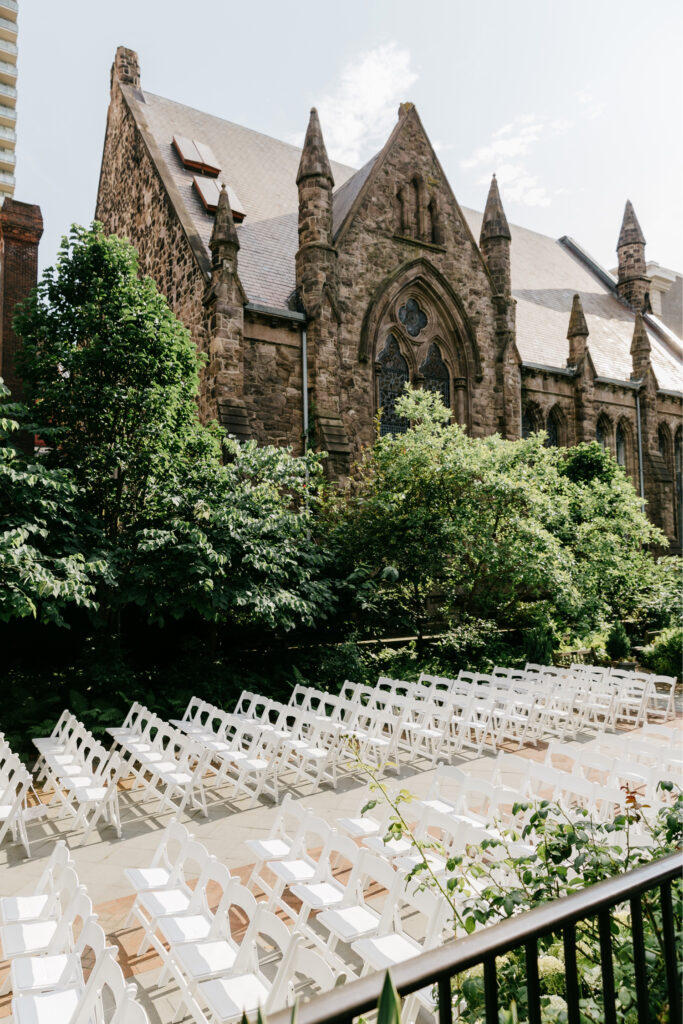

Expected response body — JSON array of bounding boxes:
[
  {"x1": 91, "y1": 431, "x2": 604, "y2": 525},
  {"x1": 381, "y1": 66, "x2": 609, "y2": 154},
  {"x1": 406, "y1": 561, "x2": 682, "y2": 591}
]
[
  {"x1": 606, "y1": 619, "x2": 631, "y2": 661},
  {"x1": 641, "y1": 626, "x2": 682, "y2": 679}
]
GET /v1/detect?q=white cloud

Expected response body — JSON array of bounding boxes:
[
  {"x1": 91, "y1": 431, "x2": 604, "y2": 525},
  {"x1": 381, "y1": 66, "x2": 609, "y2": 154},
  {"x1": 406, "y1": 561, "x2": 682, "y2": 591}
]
[
  {"x1": 462, "y1": 113, "x2": 572, "y2": 208},
  {"x1": 308, "y1": 42, "x2": 418, "y2": 167},
  {"x1": 577, "y1": 89, "x2": 606, "y2": 121}
]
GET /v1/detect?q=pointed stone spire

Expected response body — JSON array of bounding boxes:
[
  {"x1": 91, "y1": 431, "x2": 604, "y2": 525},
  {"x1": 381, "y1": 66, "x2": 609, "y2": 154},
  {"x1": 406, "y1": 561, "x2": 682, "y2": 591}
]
[
  {"x1": 479, "y1": 175, "x2": 511, "y2": 297},
  {"x1": 630, "y1": 311, "x2": 652, "y2": 380},
  {"x1": 567, "y1": 294, "x2": 589, "y2": 338},
  {"x1": 296, "y1": 108, "x2": 333, "y2": 186},
  {"x1": 566, "y1": 294, "x2": 589, "y2": 367},
  {"x1": 618, "y1": 200, "x2": 646, "y2": 248},
  {"x1": 616, "y1": 199, "x2": 649, "y2": 310},
  {"x1": 209, "y1": 184, "x2": 239, "y2": 260},
  {"x1": 480, "y1": 174, "x2": 511, "y2": 243}
]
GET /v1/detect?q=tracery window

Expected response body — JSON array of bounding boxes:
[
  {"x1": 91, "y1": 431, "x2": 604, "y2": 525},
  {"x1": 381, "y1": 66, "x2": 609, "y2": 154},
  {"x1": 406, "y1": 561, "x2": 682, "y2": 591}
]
[
  {"x1": 377, "y1": 334, "x2": 409, "y2": 436},
  {"x1": 420, "y1": 342, "x2": 451, "y2": 409}
]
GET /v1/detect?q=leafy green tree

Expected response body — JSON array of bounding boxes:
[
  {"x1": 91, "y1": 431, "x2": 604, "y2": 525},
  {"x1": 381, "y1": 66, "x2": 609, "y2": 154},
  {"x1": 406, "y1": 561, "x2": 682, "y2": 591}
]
[
  {"x1": 15, "y1": 223, "x2": 204, "y2": 540},
  {"x1": 327, "y1": 385, "x2": 671, "y2": 645},
  {"x1": 0, "y1": 379, "x2": 102, "y2": 625},
  {"x1": 13, "y1": 223, "x2": 332, "y2": 635}
]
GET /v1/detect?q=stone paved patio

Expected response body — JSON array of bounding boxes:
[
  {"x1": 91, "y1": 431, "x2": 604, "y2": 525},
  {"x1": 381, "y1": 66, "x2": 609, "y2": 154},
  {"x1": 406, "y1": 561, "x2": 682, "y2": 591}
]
[{"x1": 1, "y1": 717, "x2": 681, "y2": 1023}]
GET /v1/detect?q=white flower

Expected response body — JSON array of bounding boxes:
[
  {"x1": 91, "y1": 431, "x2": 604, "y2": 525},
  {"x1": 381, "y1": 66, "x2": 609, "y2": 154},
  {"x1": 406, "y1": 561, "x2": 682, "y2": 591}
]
[{"x1": 538, "y1": 955, "x2": 564, "y2": 976}]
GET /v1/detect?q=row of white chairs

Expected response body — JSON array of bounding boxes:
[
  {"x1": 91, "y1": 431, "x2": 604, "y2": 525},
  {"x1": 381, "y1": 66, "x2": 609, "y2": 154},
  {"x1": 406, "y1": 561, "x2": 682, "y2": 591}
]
[
  {"x1": 1, "y1": 733, "x2": 47, "y2": 858},
  {"x1": 107, "y1": 706, "x2": 213, "y2": 818},
  {"x1": 123, "y1": 806, "x2": 452, "y2": 1023},
  {"x1": 32, "y1": 712, "x2": 123, "y2": 844},
  {"x1": 0, "y1": 840, "x2": 148, "y2": 1024}
]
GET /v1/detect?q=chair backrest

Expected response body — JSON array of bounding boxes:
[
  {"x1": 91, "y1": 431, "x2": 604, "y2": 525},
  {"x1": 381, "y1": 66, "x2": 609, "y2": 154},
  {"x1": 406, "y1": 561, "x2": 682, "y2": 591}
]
[
  {"x1": 75, "y1": 916, "x2": 108, "y2": 959},
  {"x1": 234, "y1": 904, "x2": 292, "y2": 974},
  {"x1": 149, "y1": 820, "x2": 193, "y2": 876},
  {"x1": 224, "y1": 880, "x2": 258, "y2": 943},
  {"x1": 282, "y1": 943, "x2": 337, "y2": 1005},
  {"x1": 48, "y1": 888, "x2": 94, "y2": 953}
]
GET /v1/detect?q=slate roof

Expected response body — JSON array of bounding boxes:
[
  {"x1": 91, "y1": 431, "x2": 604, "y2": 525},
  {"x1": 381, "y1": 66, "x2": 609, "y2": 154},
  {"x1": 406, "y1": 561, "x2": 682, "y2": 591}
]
[{"x1": 128, "y1": 89, "x2": 683, "y2": 393}]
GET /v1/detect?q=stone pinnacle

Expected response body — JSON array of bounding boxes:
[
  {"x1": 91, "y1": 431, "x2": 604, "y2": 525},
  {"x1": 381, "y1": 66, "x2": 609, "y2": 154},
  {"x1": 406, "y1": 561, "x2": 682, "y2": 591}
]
[
  {"x1": 296, "y1": 108, "x2": 334, "y2": 186},
  {"x1": 567, "y1": 293, "x2": 589, "y2": 338},
  {"x1": 210, "y1": 183, "x2": 239, "y2": 253},
  {"x1": 618, "y1": 199, "x2": 646, "y2": 249},
  {"x1": 480, "y1": 173, "x2": 511, "y2": 243}
]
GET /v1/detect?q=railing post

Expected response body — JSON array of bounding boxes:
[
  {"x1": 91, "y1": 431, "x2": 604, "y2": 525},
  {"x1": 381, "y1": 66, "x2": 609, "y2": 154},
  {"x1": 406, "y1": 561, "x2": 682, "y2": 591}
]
[
  {"x1": 524, "y1": 939, "x2": 541, "y2": 1024},
  {"x1": 660, "y1": 878, "x2": 681, "y2": 1019},
  {"x1": 630, "y1": 894, "x2": 650, "y2": 1024},
  {"x1": 483, "y1": 956, "x2": 497, "y2": 1023},
  {"x1": 563, "y1": 923, "x2": 581, "y2": 1024},
  {"x1": 597, "y1": 908, "x2": 617, "y2": 1024},
  {"x1": 437, "y1": 975, "x2": 453, "y2": 1024}
]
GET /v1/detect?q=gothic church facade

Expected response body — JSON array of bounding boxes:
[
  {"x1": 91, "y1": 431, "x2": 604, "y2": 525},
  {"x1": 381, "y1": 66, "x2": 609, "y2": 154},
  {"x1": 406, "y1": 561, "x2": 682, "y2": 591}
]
[{"x1": 96, "y1": 48, "x2": 683, "y2": 547}]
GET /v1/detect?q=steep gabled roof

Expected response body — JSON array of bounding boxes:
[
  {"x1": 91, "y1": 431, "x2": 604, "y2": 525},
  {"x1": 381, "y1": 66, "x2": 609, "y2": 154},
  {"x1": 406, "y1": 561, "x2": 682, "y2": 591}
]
[{"x1": 119, "y1": 87, "x2": 683, "y2": 392}]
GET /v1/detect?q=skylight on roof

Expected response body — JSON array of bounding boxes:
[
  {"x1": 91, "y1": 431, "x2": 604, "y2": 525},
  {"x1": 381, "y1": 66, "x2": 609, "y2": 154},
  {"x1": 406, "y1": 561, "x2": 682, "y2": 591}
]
[
  {"x1": 192, "y1": 176, "x2": 245, "y2": 221},
  {"x1": 172, "y1": 135, "x2": 221, "y2": 176}
]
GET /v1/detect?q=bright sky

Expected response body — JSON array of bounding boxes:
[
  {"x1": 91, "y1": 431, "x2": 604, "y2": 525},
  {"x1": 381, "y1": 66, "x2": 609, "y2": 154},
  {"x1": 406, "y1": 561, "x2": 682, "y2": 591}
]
[{"x1": 17, "y1": 0, "x2": 683, "y2": 276}]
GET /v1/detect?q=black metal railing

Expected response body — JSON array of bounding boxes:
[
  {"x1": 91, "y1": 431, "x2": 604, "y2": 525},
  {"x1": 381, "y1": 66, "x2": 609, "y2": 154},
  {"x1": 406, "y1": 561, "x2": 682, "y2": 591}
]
[{"x1": 268, "y1": 850, "x2": 682, "y2": 1024}]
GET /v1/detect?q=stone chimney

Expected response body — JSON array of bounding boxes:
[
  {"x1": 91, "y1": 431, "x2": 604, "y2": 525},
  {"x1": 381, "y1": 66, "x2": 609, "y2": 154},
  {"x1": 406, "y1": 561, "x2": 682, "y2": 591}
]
[
  {"x1": 479, "y1": 174, "x2": 512, "y2": 298},
  {"x1": 0, "y1": 199, "x2": 43, "y2": 403},
  {"x1": 566, "y1": 293, "x2": 589, "y2": 366},
  {"x1": 110, "y1": 46, "x2": 140, "y2": 93},
  {"x1": 616, "y1": 200, "x2": 650, "y2": 311}
]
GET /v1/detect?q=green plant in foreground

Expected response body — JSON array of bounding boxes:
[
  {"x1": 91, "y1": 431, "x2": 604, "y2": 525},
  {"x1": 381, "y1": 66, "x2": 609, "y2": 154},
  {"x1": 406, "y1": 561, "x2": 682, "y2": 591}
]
[{"x1": 354, "y1": 750, "x2": 682, "y2": 1024}]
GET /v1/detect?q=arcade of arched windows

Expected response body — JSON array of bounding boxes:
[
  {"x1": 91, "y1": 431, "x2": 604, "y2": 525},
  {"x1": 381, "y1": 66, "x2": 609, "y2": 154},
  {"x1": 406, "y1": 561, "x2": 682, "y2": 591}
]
[
  {"x1": 520, "y1": 398, "x2": 568, "y2": 446},
  {"x1": 396, "y1": 175, "x2": 443, "y2": 246}
]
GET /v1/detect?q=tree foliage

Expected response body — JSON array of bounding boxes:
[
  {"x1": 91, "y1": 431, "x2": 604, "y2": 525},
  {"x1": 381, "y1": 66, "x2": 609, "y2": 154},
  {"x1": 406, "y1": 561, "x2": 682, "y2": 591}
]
[
  {"x1": 326, "y1": 386, "x2": 673, "y2": 644},
  {"x1": 9, "y1": 223, "x2": 332, "y2": 633},
  {"x1": 0, "y1": 379, "x2": 102, "y2": 625}
]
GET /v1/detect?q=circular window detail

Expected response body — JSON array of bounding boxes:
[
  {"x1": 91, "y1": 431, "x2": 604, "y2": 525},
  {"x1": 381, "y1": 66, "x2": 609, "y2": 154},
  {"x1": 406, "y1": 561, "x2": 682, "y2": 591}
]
[{"x1": 398, "y1": 297, "x2": 428, "y2": 338}]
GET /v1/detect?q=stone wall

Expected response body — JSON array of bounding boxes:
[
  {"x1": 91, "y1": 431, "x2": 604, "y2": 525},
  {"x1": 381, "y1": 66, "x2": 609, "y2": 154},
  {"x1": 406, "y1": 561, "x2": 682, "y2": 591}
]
[
  {"x1": 0, "y1": 200, "x2": 43, "y2": 403},
  {"x1": 95, "y1": 73, "x2": 213, "y2": 422}
]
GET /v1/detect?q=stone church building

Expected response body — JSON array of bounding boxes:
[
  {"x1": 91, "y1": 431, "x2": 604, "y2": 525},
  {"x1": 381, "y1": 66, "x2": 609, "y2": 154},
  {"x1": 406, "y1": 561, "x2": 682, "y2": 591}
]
[{"x1": 95, "y1": 47, "x2": 682, "y2": 546}]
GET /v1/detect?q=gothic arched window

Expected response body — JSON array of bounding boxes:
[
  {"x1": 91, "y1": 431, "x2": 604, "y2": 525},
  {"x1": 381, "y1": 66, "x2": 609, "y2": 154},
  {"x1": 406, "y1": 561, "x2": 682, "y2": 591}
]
[
  {"x1": 420, "y1": 342, "x2": 451, "y2": 411},
  {"x1": 658, "y1": 424, "x2": 671, "y2": 461},
  {"x1": 548, "y1": 405, "x2": 565, "y2": 446},
  {"x1": 596, "y1": 414, "x2": 611, "y2": 450},
  {"x1": 616, "y1": 421, "x2": 628, "y2": 469},
  {"x1": 377, "y1": 334, "x2": 409, "y2": 436},
  {"x1": 522, "y1": 402, "x2": 541, "y2": 439}
]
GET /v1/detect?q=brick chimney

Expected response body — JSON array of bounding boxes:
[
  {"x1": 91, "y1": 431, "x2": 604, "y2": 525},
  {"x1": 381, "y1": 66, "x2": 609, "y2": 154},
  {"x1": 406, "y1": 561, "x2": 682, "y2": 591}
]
[{"x1": 0, "y1": 199, "x2": 43, "y2": 402}]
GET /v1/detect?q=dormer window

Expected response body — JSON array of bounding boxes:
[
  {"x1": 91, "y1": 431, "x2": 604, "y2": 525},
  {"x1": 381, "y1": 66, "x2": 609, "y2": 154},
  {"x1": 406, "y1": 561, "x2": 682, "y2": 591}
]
[
  {"x1": 172, "y1": 135, "x2": 221, "y2": 176},
  {"x1": 193, "y1": 176, "x2": 246, "y2": 221}
]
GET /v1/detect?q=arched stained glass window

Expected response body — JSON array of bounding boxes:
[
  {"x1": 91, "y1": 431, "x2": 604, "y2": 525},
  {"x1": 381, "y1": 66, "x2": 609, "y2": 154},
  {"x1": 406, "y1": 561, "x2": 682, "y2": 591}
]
[
  {"x1": 377, "y1": 334, "x2": 409, "y2": 436},
  {"x1": 658, "y1": 424, "x2": 670, "y2": 460},
  {"x1": 420, "y1": 342, "x2": 450, "y2": 410},
  {"x1": 545, "y1": 407, "x2": 561, "y2": 447},
  {"x1": 522, "y1": 404, "x2": 539, "y2": 439},
  {"x1": 616, "y1": 422, "x2": 627, "y2": 468},
  {"x1": 596, "y1": 416, "x2": 608, "y2": 449}
]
